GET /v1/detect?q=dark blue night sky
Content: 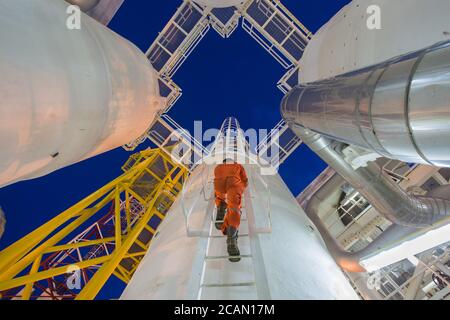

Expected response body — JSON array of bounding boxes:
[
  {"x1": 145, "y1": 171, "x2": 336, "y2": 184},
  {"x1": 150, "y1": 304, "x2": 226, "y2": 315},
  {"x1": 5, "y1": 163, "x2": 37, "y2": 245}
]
[{"x1": 0, "y1": 0, "x2": 350, "y2": 299}]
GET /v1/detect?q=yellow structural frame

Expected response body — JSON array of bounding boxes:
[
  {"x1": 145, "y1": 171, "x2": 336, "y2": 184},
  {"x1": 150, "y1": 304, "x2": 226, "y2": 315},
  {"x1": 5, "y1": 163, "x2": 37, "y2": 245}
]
[{"x1": 0, "y1": 148, "x2": 187, "y2": 300}]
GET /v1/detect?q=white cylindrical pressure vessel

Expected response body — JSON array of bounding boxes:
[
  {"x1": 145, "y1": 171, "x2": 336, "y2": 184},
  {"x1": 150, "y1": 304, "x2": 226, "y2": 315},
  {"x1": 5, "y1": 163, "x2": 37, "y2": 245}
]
[
  {"x1": 65, "y1": 0, "x2": 100, "y2": 12},
  {"x1": 300, "y1": 0, "x2": 450, "y2": 83},
  {"x1": 193, "y1": 0, "x2": 244, "y2": 8},
  {"x1": 0, "y1": 0, "x2": 163, "y2": 187}
]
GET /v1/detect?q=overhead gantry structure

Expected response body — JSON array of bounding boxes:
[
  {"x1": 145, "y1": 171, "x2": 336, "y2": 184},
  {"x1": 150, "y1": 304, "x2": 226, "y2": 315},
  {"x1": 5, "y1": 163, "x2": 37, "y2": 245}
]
[{"x1": 123, "y1": 0, "x2": 310, "y2": 170}]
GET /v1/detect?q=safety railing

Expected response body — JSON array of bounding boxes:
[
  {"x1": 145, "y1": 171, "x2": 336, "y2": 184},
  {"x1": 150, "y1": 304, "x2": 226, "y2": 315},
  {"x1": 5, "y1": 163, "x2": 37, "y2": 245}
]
[
  {"x1": 146, "y1": 0, "x2": 208, "y2": 78},
  {"x1": 162, "y1": 114, "x2": 208, "y2": 158},
  {"x1": 241, "y1": 0, "x2": 312, "y2": 69},
  {"x1": 158, "y1": 77, "x2": 182, "y2": 113},
  {"x1": 246, "y1": 166, "x2": 272, "y2": 233},
  {"x1": 180, "y1": 163, "x2": 215, "y2": 237},
  {"x1": 366, "y1": 242, "x2": 450, "y2": 300},
  {"x1": 322, "y1": 191, "x2": 372, "y2": 241},
  {"x1": 181, "y1": 161, "x2": 272, "y2": 237},
  {"x1": 209, "y1": 6, "x2": 241, "y2": 38},
  {"x1": 381, "y1": 160, "x2": 417, "y2": 183},
  {"x1": 257, "y1": 119, "x2": 302, "y2": 169},
  {"x1": 125, "y1": 115, "x2": 207, "y2": 170},
  {"x1": 277, "y1": 65, "x2": 300, "y2": 94}
]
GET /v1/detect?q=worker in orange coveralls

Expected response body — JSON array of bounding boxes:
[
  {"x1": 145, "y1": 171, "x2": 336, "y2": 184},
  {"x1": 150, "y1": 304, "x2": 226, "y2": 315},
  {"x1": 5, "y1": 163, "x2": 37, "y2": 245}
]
[{"x1": 214, "y1": 158, "x2": 249, "y2": 262}]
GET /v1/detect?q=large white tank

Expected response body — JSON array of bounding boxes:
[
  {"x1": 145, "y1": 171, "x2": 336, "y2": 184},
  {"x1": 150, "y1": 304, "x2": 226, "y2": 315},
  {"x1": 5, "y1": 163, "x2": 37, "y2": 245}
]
[
  {"x1": 0, "y1": 0, "x2": 162, "y2": 187},
  {"x1": 299, "y1": 0, "x2": 450, "y2": 83},
  {"x1": 121, "y1": 162, "x2": 359, "y2": 300},
  {"x1": 193, "y1": 0, "x2": 244, "y2": 8}
]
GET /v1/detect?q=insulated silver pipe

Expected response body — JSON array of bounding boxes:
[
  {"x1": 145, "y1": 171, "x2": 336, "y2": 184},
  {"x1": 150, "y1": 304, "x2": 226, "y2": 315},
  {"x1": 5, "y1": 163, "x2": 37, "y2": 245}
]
[
  {"x1": 281, "y1": 40, "x2": 450, "y2": 167},
  {"x1": 296, "y1": 128, "x2": 450, "y2": 228}
]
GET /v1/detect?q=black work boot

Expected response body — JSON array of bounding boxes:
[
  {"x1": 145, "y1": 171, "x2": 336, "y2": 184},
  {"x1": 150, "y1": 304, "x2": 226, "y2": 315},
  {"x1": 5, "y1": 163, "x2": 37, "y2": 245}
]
[
  {"x1": 215, "y1": 202, "x2": 227, "y2": 230},
  {"x1": 226, "y1": 226, "x2": 240, "y2": 263}
]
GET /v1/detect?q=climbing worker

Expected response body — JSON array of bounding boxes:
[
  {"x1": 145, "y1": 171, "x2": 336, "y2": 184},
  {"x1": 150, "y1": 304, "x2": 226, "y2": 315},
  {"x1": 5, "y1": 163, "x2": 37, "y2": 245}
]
[{"x1": 214, "y1": 158, "x2": 249, "y2": 262}]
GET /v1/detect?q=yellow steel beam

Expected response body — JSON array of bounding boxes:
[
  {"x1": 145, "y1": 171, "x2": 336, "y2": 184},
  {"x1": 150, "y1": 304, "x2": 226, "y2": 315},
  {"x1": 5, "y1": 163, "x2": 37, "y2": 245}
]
[
  {"x1": 114, "y1": 186, "x2": 122, "y2": 249},
  {"x1": 128, "y1": 256, "x2": 140, "y2": 266},
  {"x1": 0, "y1": 256, "x2": 110, "y2": 292},
  {"x1": 124, "y1": 186, "x2": 147, "y2": 207},
  {"x1": 0, "y1": 210, "x2": 103, "y2": 282},
  {"x1": 116, "y1": 264, "x2": 130, "y2": 276},
  {"x1": 44, "y1": 237, "x2": 115, "y2": 254},
  {"x1": 124, "y1": 252, "x2": 147, "y2": 259},
  {"x1": 0, "y1": 154, "x2": 158, "y2": 275},
  {"x1": 162, "y1": 157, "x2": 170, "y2": 174},
  {"x1": 144, "y1": 224, "x2": 156, "y2": 234},
  {"x1": 126, "y1": 264, "x2": 141, "y2": 278},
  {"x1": 154, "y1": 210, "x2": 165, "y2": 221},
  {"x1": 76, "y1": 212, "x2": 158, "y2": 298},
  {"x1": 113, "y1": 270, "x2": 129, "y2": 284},
  {"x1": 0, "y1": 148, "x2": 187, "y2": 300},
  {"x1": 21, "y1": 255, "x2": 42, "y2": 300},
  {"x1": 76, "y1": 167, "x2": 181, "y2": 300},
  {"x1": 0, "y1": 153, "x2": 157, "y2": 265},
  {"x1": 134, "y1": 239, "x2": 148, "y2": 250},
  {"x1": 145, "y1": 167, "x2": 163, "y2": 182},
  {"x1": 0, "y1": 188, "x2": 115, "y2": 275},
  {"x1": 125, "y1": 190, "x2": 131, "y2": 233}
]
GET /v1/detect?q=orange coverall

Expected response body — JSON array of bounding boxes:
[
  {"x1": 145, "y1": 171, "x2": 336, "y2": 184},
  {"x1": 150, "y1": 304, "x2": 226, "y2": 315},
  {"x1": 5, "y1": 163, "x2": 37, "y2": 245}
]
[{"x1": 214, "y1": 163, "x2": 248, "y2": 234}]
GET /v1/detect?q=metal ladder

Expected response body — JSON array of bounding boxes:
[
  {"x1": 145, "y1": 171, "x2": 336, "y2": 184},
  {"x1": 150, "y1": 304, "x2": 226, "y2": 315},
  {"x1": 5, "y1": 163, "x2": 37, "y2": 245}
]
[
  {"x1": 197, "y1": 199, "x2": 261, "y2": 300},
  {"x1": 196, "y1": 181, "x2": 273, "y2": 300}
]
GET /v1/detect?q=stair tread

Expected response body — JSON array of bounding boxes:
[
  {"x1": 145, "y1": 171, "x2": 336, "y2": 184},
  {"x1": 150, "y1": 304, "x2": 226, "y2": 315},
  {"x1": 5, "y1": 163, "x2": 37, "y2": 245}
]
[
  {"x1": 208, "y1": 233, "x2": 249, "y2": 238},
  {"x1": 201, "y1": 282, "x2": 256, "y2": 288},
  {"x1": 205, "y1": 254, "x2": 253, "y2": 260},
  {"x1": 214, "y1": 218, "x2": 248, "y2": 223}
]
